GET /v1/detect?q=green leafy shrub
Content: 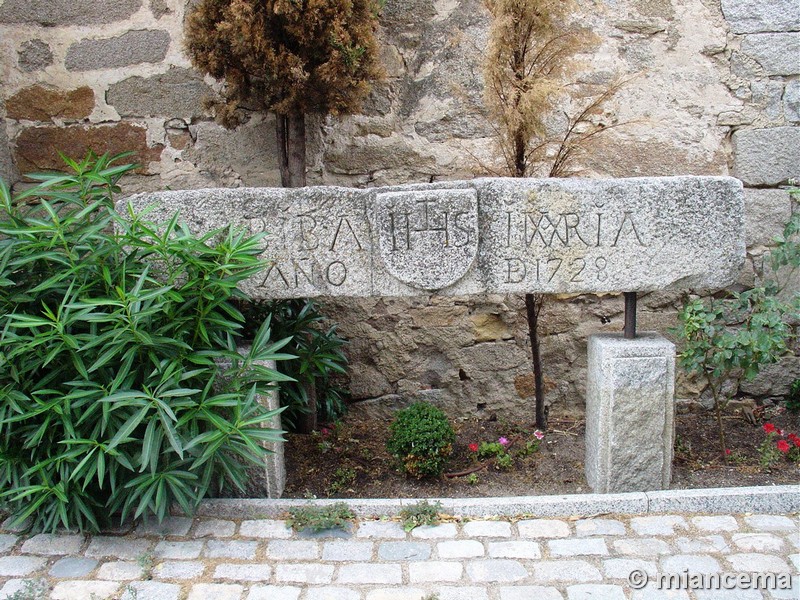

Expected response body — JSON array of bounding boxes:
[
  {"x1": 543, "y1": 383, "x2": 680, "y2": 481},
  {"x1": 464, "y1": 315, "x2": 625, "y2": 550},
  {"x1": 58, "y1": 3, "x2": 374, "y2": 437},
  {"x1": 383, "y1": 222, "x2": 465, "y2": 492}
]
[
  {"x1": 386, "y1": 402, "x2": 455, "y2": 478},
  {"x1": 0, "y1": 153, "x2": 294, "y2": 532},
  {"x1": 399, "y1": 500, "x2": 441, "y2": 531},
  {"x1": 239, "y1": 299, "x2": 348, "y2": 432},
  {"x1": 287, "y1": 502, "x2": 354, "y2": 532},
  {"x1": 787, "y1": 379, "x2": 800, "y2": 414},
  {"x1": 676, "y1": 191, "x2": 799, "y2": 459}
]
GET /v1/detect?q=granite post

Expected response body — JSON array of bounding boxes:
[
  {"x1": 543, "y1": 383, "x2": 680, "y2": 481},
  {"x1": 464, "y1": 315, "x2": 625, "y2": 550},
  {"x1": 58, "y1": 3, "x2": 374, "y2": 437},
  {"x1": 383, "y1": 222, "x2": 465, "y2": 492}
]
[{"x1": 585, "y1": 333, "x2": 676, "y2": 493}]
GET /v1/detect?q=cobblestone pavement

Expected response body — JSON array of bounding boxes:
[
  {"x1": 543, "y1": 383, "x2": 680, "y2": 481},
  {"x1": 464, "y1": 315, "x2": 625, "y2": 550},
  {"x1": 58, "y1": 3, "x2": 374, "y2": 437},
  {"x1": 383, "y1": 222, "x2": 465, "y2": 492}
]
[{"x1": 0, "y1": 512, "x2": 797, "y2": 600}]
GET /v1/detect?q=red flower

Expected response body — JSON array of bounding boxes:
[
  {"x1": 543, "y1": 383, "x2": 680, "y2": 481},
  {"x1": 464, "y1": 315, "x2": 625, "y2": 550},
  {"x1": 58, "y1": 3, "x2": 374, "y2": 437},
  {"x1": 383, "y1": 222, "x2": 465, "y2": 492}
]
[
  {"x1": 763, "y1": 423, "x2": 776, "y2": 434},
  {"x1": 776, "y1": 440, "x2": 791, "y2": 454},
  {"x1": 789, "y1": 434, "x2": 800, "y2": 448},
  {"x1": 725, "y1": 449, "x2": 731, "y2": 455},
  {"x1": 469, "y1": 443, "x2": 479, "y2": 453}
]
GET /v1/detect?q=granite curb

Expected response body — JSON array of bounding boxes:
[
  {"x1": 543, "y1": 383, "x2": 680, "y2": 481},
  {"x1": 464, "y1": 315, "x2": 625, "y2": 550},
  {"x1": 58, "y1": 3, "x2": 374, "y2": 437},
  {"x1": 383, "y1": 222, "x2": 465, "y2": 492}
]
[{"x1": 197, "y1": 485, "x2": 800, "y2": 520}]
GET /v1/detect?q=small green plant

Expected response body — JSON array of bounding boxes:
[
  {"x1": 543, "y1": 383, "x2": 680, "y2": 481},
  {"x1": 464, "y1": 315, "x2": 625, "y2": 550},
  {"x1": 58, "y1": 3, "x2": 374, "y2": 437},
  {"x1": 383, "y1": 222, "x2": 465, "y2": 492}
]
[
  {"x1": 326, "y1": 466, "x2": 357, "y2": 496},
  {"x1": 136, "y1": 552, "x2": 155, "y2": 578},
  {"x1": 676, "y1": 195, "x2": 799, "y2": 460},
  {"x1": 466, "y1": 473, "x2": 479, "y2": 485},
  {"x1": 477, "y1": 441, "x2": 506, "y2": 460},
  {"x1": 386, "y1": 403, "x2": 455, "y2": 478},
  {"x1": 517, "y1": 438, "x2": 542, "y2": 458},
  {"x1": 0, "y1": 153, "x2": 293, "y2": 532},
  {"x1": 287, "y1": 502, "x2": 355, "y2": 532},
  {"x1": 496, "y1": 453, "x2": 513, "y2": 470},
  {"x1": 787, "y1": 379, "x2": 800, "y2": 414},
  {"x1": 399, "y1": 500, "x2": 442, "y2": 532},
  {"x1": 3, "y1": 579, "x2": 48, "y2": 600}
]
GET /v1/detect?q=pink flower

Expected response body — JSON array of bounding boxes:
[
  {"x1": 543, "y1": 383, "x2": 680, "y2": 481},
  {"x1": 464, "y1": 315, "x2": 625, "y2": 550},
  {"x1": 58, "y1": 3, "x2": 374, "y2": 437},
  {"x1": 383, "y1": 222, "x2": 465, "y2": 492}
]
[
  {"x1": 469, "y1": 443, "x2": 479, "y2": 453},
  {"x1": 534, "y1": 430, "x2": 544, "y2": 440},
  {"x1": 777, "y1": 440, "x2": 791, "y2": 454},
  {"x1": 498, "y1": 437, "x2": 510, "y2": 447},
  {"x1": 763, "y1": 423, "x2": 776, "y2": 434}
]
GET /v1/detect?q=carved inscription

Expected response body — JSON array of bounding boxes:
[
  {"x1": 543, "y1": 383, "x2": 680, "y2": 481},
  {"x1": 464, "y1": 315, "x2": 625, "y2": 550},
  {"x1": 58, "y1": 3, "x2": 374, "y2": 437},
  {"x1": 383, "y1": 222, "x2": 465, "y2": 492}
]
[
  {"x1": 246, "y1": 198, "x2": 370, "y2": 295},
  {"x1": 377, "y1": 189, "x2": 479, "y2": 291}
]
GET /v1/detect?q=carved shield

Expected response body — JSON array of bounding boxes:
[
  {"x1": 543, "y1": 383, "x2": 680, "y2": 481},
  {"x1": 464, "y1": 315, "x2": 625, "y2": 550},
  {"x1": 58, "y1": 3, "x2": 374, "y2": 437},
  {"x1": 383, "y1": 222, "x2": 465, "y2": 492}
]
[{"x1": 376, "y1": 189, "x2": 479, "y2": 291}]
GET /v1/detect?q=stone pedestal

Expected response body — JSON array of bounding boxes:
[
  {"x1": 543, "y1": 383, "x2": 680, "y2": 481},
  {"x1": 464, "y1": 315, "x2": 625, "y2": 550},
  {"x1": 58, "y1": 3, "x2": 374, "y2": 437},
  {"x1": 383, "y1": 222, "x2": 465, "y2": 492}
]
[
  {"x1": 585, "y1": 333, "x2": 675, "y2": 493},
  {"x1": 227, "y1": 351, "x2": 286, "y2": 498}
]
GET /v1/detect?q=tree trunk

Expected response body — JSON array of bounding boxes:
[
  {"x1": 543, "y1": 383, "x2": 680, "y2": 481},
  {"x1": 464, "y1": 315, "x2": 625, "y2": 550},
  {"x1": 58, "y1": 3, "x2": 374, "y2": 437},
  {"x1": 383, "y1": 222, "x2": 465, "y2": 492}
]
[
  {"x1": 298, "y1": 380, "x2": 318, "y2": 435},
  {"x1": 276, "y1": 112, "x2": 307, "y2": 188},
  {"x1": 525, "y1": 293, "x2": 548, "y2": 429}
]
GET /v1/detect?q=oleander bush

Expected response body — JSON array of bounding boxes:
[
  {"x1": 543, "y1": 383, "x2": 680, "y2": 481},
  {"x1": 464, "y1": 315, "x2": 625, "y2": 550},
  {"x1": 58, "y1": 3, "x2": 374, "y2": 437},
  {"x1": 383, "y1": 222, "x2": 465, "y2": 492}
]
[
  {"x1": 386, "y1": 402, "x2": 455, "y2": 478},
  {"x1": 0, "y1": 153, "x2": 294, "y2": 532},
  {"x1": 239, "y1": 299, "x2": 348, "y2": 432}
]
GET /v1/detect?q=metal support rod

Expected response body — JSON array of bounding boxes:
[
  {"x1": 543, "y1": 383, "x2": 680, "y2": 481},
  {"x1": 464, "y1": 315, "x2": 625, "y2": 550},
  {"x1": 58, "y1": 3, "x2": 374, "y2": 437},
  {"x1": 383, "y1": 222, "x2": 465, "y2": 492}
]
[{"x1": 623, "y1": 292, "x2": 637, "y2": 339}]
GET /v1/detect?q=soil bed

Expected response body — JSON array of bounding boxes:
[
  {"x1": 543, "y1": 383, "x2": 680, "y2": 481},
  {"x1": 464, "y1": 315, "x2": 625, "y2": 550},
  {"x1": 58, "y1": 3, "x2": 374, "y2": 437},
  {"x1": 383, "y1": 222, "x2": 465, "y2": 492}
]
[{"x1": 281, "y1": 404, "x2": 800, "y2": 499}]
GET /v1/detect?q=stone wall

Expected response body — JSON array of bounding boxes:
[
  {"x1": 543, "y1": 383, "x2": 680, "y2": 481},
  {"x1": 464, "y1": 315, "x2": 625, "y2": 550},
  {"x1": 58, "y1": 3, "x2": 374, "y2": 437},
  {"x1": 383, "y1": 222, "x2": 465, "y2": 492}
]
[{"x1": 0, "y1": 0, "x2": 797, "y2": 419}]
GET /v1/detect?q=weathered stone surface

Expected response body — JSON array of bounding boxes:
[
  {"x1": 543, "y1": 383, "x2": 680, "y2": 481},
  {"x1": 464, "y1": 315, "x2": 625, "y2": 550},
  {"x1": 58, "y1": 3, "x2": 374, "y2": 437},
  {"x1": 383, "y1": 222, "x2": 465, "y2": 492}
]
[
  {"x1": 733, "y1": 128, "x2": 800, "y2": 186},
  {"x1": 124, "y1": 177, "x2": 744, "y2": 299},
  {"x1": 17, "y1": 40, "x2": 53, "y2": 72},
  {"x1": 785, "y1": 81, "x2": 800, "y2": 123},
  {"x1": 183, "y1": 117, "x2": 281, "y2": 187},
  {"x1": 0, "y1": 0, "x2": 142, "y2": 25},
  {"x1": 0, "y1": 123, "x2": 15, "y2": 184},
  {"x1": 150, "y1": 0, "x2": 171, "y2": 18},
  {"x1": 107, "y1": 68, "x2": 212, "y2": 119},
  {"x1": 14, "y1": 123, "x2": 163, "y2": 176},
  {"x1": 65, "y1": 30, "x2": 171, "y2": 72},
  {"x1": 6, "y1": 86, "x2": 95, "y2": 122},
  {"x1": 721, "y1": 0, "x2": 800, "y2": 33},
  {"x1": 585, "y1": 334, "x2": 675, "y2": 493},
  {"x1": 744, "y1": 189, "x2": 792, "y2": 248},
  {"x1": 740, "y1": 34, "x2": 800, "y2": 76}
]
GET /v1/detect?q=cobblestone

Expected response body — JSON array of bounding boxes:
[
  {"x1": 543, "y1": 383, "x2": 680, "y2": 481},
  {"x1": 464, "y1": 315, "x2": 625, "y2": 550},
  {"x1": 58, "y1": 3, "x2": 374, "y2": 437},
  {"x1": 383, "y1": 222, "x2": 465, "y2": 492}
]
[
  {"x1": 96, "y1": 560, "x2": 145, "y2": 580},
  {"x1": 136, "y1": 516, "x2": 192, "y2": 537},
  {"x1": 356, "y1": 520, "x2": 406, "y2": 539},
  {"x1": 500, "y1": 586, "x2": 564, "y2": 600},
  {"x1": 0, "y1": 536, "x2": 16, "y2": 554},
  {"x1": 575, "y1": 519, "x2": 626, "y2": 536},
  {"x1": 154, "y1": 540, "x2": 204, "y2": 559},
  {"x1": 336, "y1": 563, "x2": 402, "y2": 584},
  {"x1": 488, "y1": 540, "x2": 541, "y2": 558},
  {"x1": 518, "y1": 519, "x2": 571, "y2": 538},
  {"x1": 204, "y1": 539, "x2": 258, "y2": 559},
  {"x1": 51, "y1": 580, "x2": 120, "y2": 599},
  {"x1": 187, "y1": 583, "x2": 243, "y2": 600},
  {"x1": 20, "y1": 533, "x2": 84, "y2": 555},
  {"x1": 322, "y1": 541, "x2": 373, "y2": 561},
  {"x1": 247, "y1": 585, "x2": 301, "y2": 600},
  {"x1": 731, "y1": 532, "x2": 785, "y2": 551},
  {"x1": 438, "y1": 539, "x2": 484, "y2": 558},
  {"x1": 193, "y1": 518, "x2": 236, "y2": 538},
  {"x1": 268, "y1": 540, "x2": 320, "y2": 560},
  {"x1": 213, "y1": 562, "x2": 272, "y2": 581},
  {"x1": 121, "y1": 581, "x2": 182, "y2": 600},
  {"x1": 377, "y1": 541, "x2": 430, "y2": 561},
  {"x1": 675, "y1": 535, "x2": 729, "y2": 553},
  {"x1": 408, "y1": 560, "x2": 463, "y2": 582},
  {"x1": 467, "y1": 559, "x2": 527, "y2": 582},
  {"x1": 2, "y1": 510, "x2": 796, "y2": 598},
  {"x1": 463, "y1": 520, "x2": 512, "y2": 537},
  {"x1": 152, "y1": 560, "x2": 205, "y2": 579},
  {"x1": 0, "y1": 556, "x2": 47, "y2": 576},
  {"x1": 239, "y1": 519, "x2": 292, "y2": 538},
  {"x1": 49, "y1": 557, "x2": 98, "y2": 578},
  {"x1": 630, "y1": 515, "x2": 688, "y2": 536},
  {"x1": 691, "y1": 515, "x2": 739, "y2": 532},
  {"x1": 548, "y1": 537, "x2": 609, "y2": 556},
  {"x1": 743, "y1": 515, "x2": 796, "y2": 531}
]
